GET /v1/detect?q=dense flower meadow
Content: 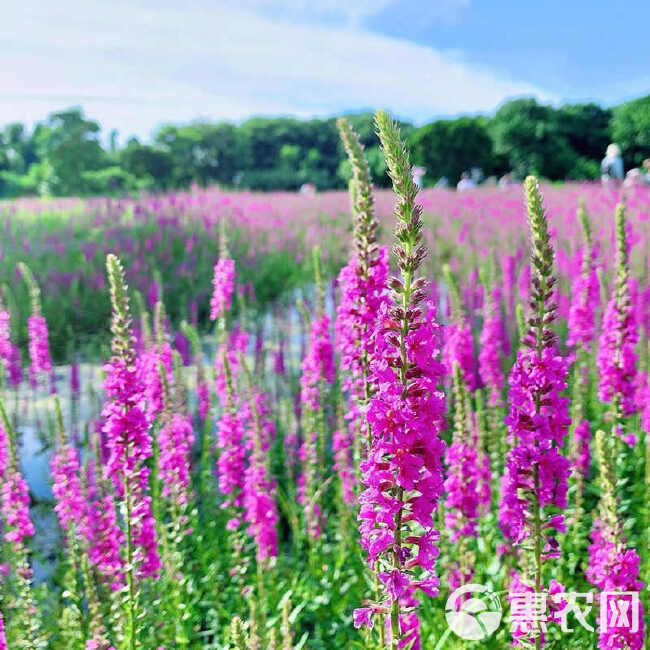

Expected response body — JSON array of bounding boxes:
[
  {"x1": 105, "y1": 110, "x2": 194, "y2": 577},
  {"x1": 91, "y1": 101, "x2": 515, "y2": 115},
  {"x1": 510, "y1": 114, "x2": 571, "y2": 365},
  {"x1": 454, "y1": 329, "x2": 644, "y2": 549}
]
[{"x1": 0, "y1": 112, "x2": 649, "y2": 649}]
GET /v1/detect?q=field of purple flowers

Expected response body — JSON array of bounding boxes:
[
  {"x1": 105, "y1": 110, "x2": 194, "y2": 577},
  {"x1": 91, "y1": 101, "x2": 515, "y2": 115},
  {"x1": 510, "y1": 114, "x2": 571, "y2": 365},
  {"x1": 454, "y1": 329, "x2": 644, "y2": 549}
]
[{"x1": 0, "y1": 112, "x2": 649, "y2": 649}]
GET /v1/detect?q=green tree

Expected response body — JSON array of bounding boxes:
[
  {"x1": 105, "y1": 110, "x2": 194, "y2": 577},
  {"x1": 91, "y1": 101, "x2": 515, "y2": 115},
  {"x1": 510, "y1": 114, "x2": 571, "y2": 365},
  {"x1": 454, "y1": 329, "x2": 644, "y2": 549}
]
[
  {"x1": 558, "y1": 103, "x2": 611, "y2": 161},
  {"x1": 30, "y1": 108, "x2": 109, "y2": 195},
  {"x1": 1, "y1": 95, "x2": 649, "y2": 197},
  {"x1": 0, "y1": 123, "x2": 40, "y2": 197},
  {"x1": 154, "y1": 122, "x2": 245, "y2": 188},
  {"x1": 409, "y1": 117, "x2": 497, "y2": 185},
  {"x1": 120, "y1": 138, "x2": 174, "y2": 190},
  {"x1": 81, "y1": 166, "x2": 138, "y2": 195},
  {"x1": 237, "y1": 117, "x2": 340, "y2": 190},
  {"x1": 489, "y1": 98, "x2": 576, "y2": 180},
  {"x1": 611, "y1": 94, "x2": 650, "y2": 167}
]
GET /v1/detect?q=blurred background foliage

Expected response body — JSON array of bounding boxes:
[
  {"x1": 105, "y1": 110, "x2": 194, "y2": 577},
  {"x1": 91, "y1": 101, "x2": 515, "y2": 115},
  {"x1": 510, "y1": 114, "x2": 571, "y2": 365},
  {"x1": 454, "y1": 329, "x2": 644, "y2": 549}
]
[{"x1": 0, "y1": 94, "x2": 648, "y2": 198}]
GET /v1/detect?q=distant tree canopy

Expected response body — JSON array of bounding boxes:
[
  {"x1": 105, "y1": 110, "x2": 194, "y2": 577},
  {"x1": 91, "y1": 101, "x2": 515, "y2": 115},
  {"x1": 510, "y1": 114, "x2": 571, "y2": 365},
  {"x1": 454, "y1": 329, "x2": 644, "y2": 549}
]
[
  {"x1": 488, "y1": 99, "x2": 611, "y2": 181},
  {"x1": 611, "y1": 95, "x2": 650, "y2": 168},
  {"x1": 410, "y1": 117, "x2": 498, "y2": 185},
  {"x1": 0, "y1": 96, "x2": 647, "y2": 198}
]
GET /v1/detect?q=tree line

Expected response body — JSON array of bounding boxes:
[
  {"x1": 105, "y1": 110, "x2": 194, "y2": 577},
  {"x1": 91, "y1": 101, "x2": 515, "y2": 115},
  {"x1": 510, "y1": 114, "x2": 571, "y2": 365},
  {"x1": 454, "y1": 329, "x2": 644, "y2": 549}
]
[{"x1": 0, "y1": 94, "x2": 648, "y2": 198}]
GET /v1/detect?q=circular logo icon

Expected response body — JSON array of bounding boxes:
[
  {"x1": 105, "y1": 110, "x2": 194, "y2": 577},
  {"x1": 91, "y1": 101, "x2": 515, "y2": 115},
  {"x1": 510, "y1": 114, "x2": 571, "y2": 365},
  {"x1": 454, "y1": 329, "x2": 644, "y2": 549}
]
[{"x1": 445, "y1": 583, "x2": 503, "y2": 641}]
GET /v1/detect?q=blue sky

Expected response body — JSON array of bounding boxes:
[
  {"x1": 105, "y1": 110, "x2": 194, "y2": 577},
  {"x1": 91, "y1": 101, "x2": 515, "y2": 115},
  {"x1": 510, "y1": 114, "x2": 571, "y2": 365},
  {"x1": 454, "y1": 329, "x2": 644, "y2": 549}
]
[{"x1": 2, "y1": 0, "x2": 648, "y2": 140}]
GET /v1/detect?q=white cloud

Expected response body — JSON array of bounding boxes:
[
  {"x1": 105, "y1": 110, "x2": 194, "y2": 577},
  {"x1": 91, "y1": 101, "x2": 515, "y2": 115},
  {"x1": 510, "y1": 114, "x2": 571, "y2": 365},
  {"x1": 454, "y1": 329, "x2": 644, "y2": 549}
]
[
  {"x1": 0, "y1": 1, "x2": 552, "y2": 139},
  {"x1": 235, "y1": 0, "x2": 396, "y2": 24},
  {"x1": 239, "y1": 0, "x2": 471, "y2": 25}
]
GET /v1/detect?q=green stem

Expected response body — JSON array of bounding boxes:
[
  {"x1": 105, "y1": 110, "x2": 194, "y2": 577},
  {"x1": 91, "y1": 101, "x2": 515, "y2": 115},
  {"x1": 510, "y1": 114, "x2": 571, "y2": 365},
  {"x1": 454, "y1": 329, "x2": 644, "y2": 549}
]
[
  {"x1": 124, "y1": 461, "x2": 137, "y2": 650},
  {"x1": 199, "y1": 413, "x2": 211, "y2": 513},
  {"x1": 388, "y1": 250, "x2": 413, "y2": 648},
  {"x1": 533, "y1": 466, "x2": 542, "y2": 650}
]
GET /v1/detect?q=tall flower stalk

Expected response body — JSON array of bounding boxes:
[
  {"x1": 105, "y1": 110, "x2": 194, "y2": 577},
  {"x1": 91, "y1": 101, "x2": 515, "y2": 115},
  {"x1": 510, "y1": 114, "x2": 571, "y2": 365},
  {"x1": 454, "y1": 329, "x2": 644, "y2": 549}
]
[
  {"x1": 216, "y1": 352, "x2": 246, "y2": 532},
  {"x1": 567, "y1": 200, "x2": 599, "y2": 350},
  {"x1": 18, "y1": 263, "x2": 53, "y2": 391},
  {"x1": 597, "y1": 203, "x2": 638, "y2": 446},
  {"x1": 103, "y1": 254, "x2": 160, "y2": 650},
  {"x1": 51, "y1": 396, "x2": 85, "y2": 534},
  {"x1": 51, "y1": 396, "x2": 112, "y2": 649},
  {"x1": 0, "y1": 397, "x2": 41, "y2": 649},
  {"x1": 240, "y1": 354, "x2": 279, "y2": 564},
  {"x1": 498, "y1": 177, "x2": 571, "y2": 649},
  {"x1": 0, "y1": 295, "x2": 11, "y2": 386},
  {"x1": 444, "y1": 362, "x2": 482, "y2": 590},
  {"x1": 210, "y1": 257, "x2": 235, "y2": 323},
  {"x1": 156, "y1": 359, "x2": 194, "y2": 649},
  {"x1": 298, "y1": 250, "x2": 334, "y2": 540},
  {"x1": 567, "y1": 203, "x2": 598, "y2": 528},
  {"x1": 82, "y1": 460, "x2": 125, "y2": 592},
  {"x1": 0, "y1": 286, "x2": 22, "y2": 389},
  {"x1": 478, "y1": 275, "x2": 505, "y2": 408},
  {"x1": 354, "y1": 110, "x2": 446, "y2": 650},
  {"x1": 180, "y1": 320, "x2": 213, "y2": 515},
  {"x1": 443, "y1": 264, "x2": 476, "y2": 391},
  {"x1": 210, "y1": 219, "x2": 235, "y2": 345},
  {"x1": 335, "y1": 117, "x2": 389, "y2": 460},
  {"x1": 586, "y1": 429, "x2": 645, "y2": 649}
]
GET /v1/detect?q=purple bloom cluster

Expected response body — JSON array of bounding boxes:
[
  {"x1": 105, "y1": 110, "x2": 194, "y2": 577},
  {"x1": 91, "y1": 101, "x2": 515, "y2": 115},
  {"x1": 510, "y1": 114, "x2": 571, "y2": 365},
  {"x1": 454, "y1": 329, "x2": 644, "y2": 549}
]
[
  {"x1": 83, "y1": 491, "x2": 125, "y2": 590},
  {"x1": 0, "y1": 310, "x2": 10, "y2": 367},
  {"x1": 6, "y1": 345, "x2": 22, "y2": 387},
  {"x1": 197, "y1": 380, "x2": 210, "y2": 420},
  {"x1": 597, "y1": 203, "x2": 639, "y2": 445},
  {"x1": 497, "y1": 178, "x2": 573, "y2": 647},
  {"x1": 597, "y1": 292, "x2": 638, "y2": 426},
  {"x1": 298, "y1": 313, "x2": 335, "y2": 538},
  {"x1": 586, "y1": 522, "x2": 645, "y2": 650},
  {"x1": 84, "y1": 632, "x2": 113, "y2": 650},
  {"x1": 335, "y1": 245, "x2": 389, "y2": 422},
  {"x1": 444, "y1": 322, "x2": 476, "y2": 391},
  {"x1": 102, "y1": 259, "x2": 161, "y2": 582},
  {"x1": 0, "y1": 418, "x2": 34, "y2": 547},
  {"x1": 158, "y1": 413, "x2": 195, "y2": 508},
  {"x1": 0, "y1": 309, "x2": 22, "y2": 387},
  {"x1": 637, "y1": 373, "x2": 650, "y2": 435},
  {"x1": 443, "y1": 442, "x2": 481, "y2": 544},
  {"x1": 242, "y1": 451, "x2": 278, "y2": 562},
  {"x1": 506, "y1": 573, "x2": 567, "y2": 646},
  {"x1": 356, "y1": 302, "x2": 446, "y2": 635},
  {"x1": 1, "y1": 469, "x2": 35, "y2": 547},
  {"x1": 139, "y1": 342, "x2": 173, "y2": 422},
  {"x1": 215, "y1": 328, "x2": 249, "y2": 404},
  {"x1": 209, "y1": 257, "x2": 235, "y2": 321},
  {"x1": 0, "y1": 421, "x2": 7, "y2": 479},
  {"x1": 567, "y1": 267, "x2": 599, "y2": 348},
  {"x1": 273, "y1": 338, "x2": 286, "y2": 375},
  {"x1": 27, "y1": 314, "x2": 52, "y2": 376},
  {"x1": 130, "y1": 471, "x2": 160, "y2": 578},
  {"x1": 217, "y1": 372, "x2": 278, "y2": 561},
  {"x1": 499, "y1": 347, "x2": 571, "y2": 546},
  {"x1": 216, "y1": 409, "x2": 246, "y2": 527},
  {"x1": 103, "y1": 358, "x2": 151, "y2": 492},
  {"x1": 478, "y1": 286, "x2": 505, "y2": 406},
  {"x1": 571, "y1": 420, "x2": 591, "y2": 480},
  {"x1": 50, "y1": 445, "x2": 85, "y2": 532},
  {"x1": 332, "y1": 427, "x2": 355, "y2": 505},
  {"x1": 242, "y1": 390, "x2": 278, "y2": 558},
  {"x1": 70, "y1": 362, "x2": 81, "y2": 398},
  {"x1": 300, "y1": 313, "x2": 335, "y2": 411}
]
